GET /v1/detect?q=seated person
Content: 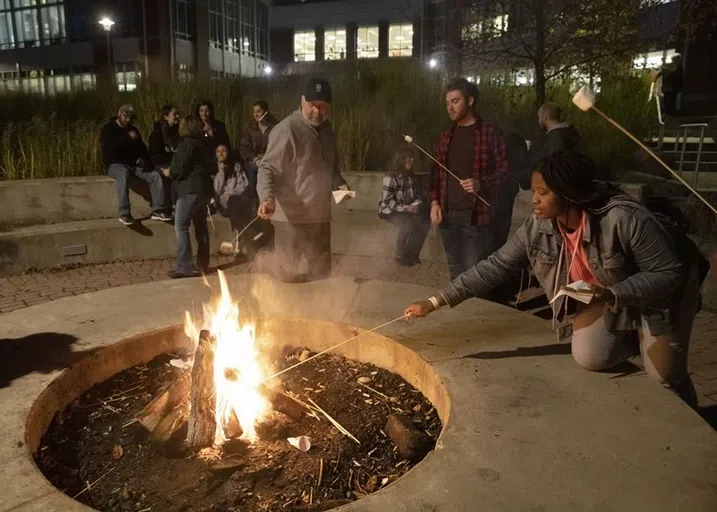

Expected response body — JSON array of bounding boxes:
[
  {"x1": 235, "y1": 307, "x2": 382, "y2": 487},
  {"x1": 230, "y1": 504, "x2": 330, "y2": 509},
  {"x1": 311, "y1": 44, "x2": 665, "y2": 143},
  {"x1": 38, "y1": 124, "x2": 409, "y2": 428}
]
[
  {"x1": 239, "y1": 100, "x2": 278, "y2": 198},
  {"x1": 378, "y1": 148, "x2": 430, "y2": 266},
  {"x1": 195, "y1": 99, "x2": 230, "y2": 156},
  {"x1": 100, "y1": 104, "x2": 172, "y2": 225},
  {"x1": 213, "y1": 144, "x2": 257, "y2": 257},
  {"x1": 149, "y1": 104, "x2": 180, "y2": 210},
  {"x1": 149, "y1": 104, "x2": 180, "y2": 169}
]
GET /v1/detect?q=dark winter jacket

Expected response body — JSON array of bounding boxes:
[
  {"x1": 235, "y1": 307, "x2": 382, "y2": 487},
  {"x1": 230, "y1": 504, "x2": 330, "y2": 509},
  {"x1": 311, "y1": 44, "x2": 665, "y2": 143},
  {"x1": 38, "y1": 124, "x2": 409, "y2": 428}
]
[
  {"x1": 239, "y1": 114, "x2": 278, "y2": 163},
  {"x1": 148, "y1": 120, "x2": 180, "y2": 168},
  {"x1": 100, "y1": 119, "x2": 148, "y2": 169},
  {"x1": 169, "y1": 136, "x2": 214, "y2": 198},
  {"x1": 521, "y1": 123, "x2": 583, "y2": 190},
  {"x1": 193, "y1": 101, "x2": 231, "y2": 155}
]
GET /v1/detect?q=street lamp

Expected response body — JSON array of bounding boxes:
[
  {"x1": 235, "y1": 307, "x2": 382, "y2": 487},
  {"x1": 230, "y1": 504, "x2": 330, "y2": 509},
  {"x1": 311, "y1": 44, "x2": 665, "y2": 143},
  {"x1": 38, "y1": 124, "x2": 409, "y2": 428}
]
[
  {"x1": 99, "y1": 17, "x2": 115, "y2": 72},
  {"x1": 263, "y1": 65, "x2": 273, "y2": 76},
  {"x1": 428, "y1": 58, "x2": 437, "y2": 69}
]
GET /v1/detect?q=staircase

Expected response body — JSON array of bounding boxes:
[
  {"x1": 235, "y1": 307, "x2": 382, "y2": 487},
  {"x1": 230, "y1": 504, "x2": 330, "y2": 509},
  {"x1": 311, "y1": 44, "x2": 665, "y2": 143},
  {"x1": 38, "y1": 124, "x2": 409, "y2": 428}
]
[{"x1": 648, "y1": 118, "x2": 717, "y2": 192}]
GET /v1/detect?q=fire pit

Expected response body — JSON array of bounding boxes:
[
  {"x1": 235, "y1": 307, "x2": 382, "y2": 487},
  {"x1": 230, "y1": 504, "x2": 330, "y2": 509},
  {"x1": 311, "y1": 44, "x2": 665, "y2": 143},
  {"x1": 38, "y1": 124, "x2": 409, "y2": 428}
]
[
  {"x1": 29, "y1": 273, "x2": 448, "y2": 512},
  {"x1": 5, "y1": 275, "x2": 716, "y2": 512}
]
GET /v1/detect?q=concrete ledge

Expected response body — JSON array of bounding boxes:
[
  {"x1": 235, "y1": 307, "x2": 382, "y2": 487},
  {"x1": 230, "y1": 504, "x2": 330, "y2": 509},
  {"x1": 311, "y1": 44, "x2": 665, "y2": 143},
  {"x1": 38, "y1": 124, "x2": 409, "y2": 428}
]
[
  {"x1": 0, "y1": 176, "x2": 154, "y2": 230},
  {"x1": 0, "y1": 276, "x2": 715, "y2": 511},
  {"x1": 0, "y1": 216, "x2": 234, "y2": 275}
]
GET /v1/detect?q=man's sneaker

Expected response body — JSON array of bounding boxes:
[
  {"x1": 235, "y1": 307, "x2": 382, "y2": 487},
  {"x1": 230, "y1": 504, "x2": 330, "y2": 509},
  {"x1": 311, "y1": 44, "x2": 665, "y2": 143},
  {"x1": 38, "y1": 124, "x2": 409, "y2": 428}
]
[
  {"x1": 151, "y1": 211, "x2": 173, "y2": 222},
  {"x1": 118, "y1": 215, "x2": 135, "y2": 226}
]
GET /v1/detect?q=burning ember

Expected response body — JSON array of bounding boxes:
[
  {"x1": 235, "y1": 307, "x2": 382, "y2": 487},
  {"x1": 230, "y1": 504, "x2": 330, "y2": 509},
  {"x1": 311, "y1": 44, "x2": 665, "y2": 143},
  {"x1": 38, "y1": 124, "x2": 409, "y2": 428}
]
[{"x1": 184, "y1": 270, "x2": 268, "y2": 445}]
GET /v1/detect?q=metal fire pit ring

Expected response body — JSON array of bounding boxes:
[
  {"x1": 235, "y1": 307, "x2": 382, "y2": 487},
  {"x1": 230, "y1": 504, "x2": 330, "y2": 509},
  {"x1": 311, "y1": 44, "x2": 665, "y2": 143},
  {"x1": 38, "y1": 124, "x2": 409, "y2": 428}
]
[{"x1": 1, "y1": 275, "x2": 716, "y2": 511}]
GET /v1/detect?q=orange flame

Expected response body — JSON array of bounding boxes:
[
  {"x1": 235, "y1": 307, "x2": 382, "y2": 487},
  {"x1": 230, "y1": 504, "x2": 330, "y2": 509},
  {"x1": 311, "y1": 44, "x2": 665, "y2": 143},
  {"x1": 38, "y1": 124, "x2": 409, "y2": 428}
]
[{"x1": 184, "y1": 270, "x2": 268, "y2": 444}]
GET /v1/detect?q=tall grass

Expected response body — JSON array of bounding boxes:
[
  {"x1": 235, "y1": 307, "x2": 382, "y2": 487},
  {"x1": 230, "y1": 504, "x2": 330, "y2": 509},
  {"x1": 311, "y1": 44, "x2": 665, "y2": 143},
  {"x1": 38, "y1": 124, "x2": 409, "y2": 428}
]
[{"x1": 0, "y1": 60, "x2": 655, "y2": 180}]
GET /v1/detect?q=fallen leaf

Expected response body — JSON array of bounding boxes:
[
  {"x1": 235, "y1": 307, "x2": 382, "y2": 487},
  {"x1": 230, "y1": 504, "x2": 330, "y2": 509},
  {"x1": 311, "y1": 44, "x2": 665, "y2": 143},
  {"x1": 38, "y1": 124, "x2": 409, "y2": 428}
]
[{"x1": 357, "y1": 376, "x2": 372, "y2": 384}]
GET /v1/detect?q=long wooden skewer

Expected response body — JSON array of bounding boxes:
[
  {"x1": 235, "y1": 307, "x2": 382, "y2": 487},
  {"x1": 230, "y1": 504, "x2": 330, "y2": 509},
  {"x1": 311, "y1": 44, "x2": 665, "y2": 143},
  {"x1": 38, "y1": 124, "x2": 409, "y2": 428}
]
[
  {"x1": 262, "y1": 315, "x2": 406, "y2": 383},
  {"x1": 589, "y1": 106, "x2": 717, "y2": 216},
  {"x1": 403, "y1": 134, "x2": 491, "y2": 207},
  {"x1": 234, "y1": 215, "x2": 260, "y2": 244}
]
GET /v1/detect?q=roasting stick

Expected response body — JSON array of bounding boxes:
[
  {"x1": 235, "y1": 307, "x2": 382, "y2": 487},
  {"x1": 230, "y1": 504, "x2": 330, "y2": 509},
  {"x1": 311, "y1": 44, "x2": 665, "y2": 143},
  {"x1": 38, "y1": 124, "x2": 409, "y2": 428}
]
[
  {"x1": 572, "y1": 86, "x2": 717, "y2": 216},
  {"x1": 403, "y1": 134, "x2": 490, "y2": 207},
  {"x1": 262, "y1": 315, "x2": 407, "y2": 383}
]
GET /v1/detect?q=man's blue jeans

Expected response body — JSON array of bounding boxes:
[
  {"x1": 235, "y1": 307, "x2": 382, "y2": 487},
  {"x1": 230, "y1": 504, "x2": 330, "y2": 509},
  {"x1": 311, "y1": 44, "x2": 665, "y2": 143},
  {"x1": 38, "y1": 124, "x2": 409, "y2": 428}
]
[
  {"x1": 107, "y1": 163, "x2": 165, "y2": 216},
  {"x1": 174, "y1": 193, "x2": 210, "y2": 274},
  {"x1": 439, "y1": 209, "x2": 494, "y2": 281}
]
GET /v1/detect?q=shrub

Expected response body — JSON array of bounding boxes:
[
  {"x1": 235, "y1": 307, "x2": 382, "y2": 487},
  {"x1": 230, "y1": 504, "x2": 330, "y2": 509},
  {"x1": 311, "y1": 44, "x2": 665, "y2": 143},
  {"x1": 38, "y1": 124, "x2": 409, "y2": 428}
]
[{"x1": 0, "y1": 61, "x2": 656, "y2": 180}]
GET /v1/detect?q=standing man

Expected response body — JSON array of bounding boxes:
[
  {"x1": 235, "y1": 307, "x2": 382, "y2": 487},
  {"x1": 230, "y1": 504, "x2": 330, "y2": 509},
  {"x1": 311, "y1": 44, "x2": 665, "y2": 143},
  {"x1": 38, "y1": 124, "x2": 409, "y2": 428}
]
[
  {"x1": 257, "y1": 78, "x2": 350, "y2": 283},
  {"x1": 101, "y1": 104, "x2": 172, "y2": 225},
  {"x1": 430, "y1": 78, "x2": 509, "y2": 280},
  {"x1": 521, "y1": 102, "x2": 582, "y2": 192}
]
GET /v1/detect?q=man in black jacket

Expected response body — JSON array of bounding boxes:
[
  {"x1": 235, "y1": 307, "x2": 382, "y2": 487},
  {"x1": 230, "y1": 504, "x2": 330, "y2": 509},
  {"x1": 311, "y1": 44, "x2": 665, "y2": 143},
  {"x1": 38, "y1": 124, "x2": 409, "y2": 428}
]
[
  {"x1": 101, "y1": 104, "x2": 172, "y2": 225},
  {"x1": 519, "y1": 103, "x2": 583, "y2": 191}
]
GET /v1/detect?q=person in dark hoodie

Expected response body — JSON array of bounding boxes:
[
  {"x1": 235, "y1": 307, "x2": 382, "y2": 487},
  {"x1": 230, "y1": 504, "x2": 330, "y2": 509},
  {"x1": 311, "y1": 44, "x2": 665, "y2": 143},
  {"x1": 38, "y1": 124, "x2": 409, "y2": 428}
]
[
  {"x1": 239, "y1": 100, "x2": 278, "y2": 197},
  {"x1": 149, "y1": 105, "x2": 181, "y2": 209},
  {"x1": 519, "y1": 103, "x2": 583, "y2": 191},
  {"x1": 168, "y1": 115, "x2": 214, "y2": 279},
  {"x1": 149, "y1": 105, "x2": 180, "y2": 169},
  {"x1": 195, "y1": 100, "x2": 230, "y2": 156},
  {"x1": 100, "y1": 104, "x2": 172, "y2": 225}
]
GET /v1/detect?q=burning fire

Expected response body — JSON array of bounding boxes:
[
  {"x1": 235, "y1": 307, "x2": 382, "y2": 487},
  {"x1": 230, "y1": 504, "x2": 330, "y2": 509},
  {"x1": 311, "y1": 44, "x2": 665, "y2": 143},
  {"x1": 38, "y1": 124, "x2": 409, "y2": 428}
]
[{"x1": 184, "y1": 270, "x2": 268, "y2": 444}]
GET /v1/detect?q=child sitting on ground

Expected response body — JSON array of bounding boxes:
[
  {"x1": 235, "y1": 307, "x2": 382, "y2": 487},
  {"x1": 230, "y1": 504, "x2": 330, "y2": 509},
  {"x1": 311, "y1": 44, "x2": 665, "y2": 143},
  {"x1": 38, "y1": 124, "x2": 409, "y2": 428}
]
[{"x1": 378, "y1": 148, "x2": 430, "y2": 266}]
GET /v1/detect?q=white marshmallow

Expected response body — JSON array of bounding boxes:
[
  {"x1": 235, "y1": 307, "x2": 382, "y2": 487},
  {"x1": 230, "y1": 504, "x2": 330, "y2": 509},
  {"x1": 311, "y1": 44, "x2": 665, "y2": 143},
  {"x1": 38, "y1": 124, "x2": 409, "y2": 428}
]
[
  {"x1": 404, "y1": 135, "x2": 413, "y2": 143},
  {"x1": 572, "y1": 85, "x2": 596, "y2": 112}
]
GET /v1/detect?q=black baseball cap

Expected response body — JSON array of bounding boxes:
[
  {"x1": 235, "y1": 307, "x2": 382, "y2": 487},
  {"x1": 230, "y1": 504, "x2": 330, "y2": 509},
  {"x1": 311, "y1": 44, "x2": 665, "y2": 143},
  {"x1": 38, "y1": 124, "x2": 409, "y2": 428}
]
[{"x1": 303, "y1": 77, "x2": 332, "y2": 103}]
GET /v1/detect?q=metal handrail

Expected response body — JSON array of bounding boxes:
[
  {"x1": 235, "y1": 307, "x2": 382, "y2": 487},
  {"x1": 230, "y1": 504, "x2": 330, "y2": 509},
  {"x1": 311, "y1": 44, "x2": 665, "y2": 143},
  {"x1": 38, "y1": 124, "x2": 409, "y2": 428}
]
[{"x1": 678, "y1": 123, "x2": 708, "y2": 188}]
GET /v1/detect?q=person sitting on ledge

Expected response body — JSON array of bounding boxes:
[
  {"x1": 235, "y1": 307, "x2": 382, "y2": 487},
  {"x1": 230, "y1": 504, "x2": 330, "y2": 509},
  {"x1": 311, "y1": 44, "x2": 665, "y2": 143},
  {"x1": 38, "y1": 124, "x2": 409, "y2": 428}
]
[
  {"x1": 378, "y1": 147, "x2": 430, "y2": 266},
  {"x1": 101, "y1": 104, "x2": 172, "y2": 225},
  {"x1": 404, "y1": 151, "x2": 707, "y2": 409},
  {"x1": 149, "y1": 104, "x2": 181, "y2": 211},
  {"x1": 168, "y1": 116, "x2": 214, "y2": 279},
  {"x1": 195, "y1": 99, "x2": 230, "y2": 157},
  {"x1": 213, "y1": 143, "x2": 255, "y2": 259},
  {"x1": 239, "y1": 100, "x2": 278, "y2": 199}
]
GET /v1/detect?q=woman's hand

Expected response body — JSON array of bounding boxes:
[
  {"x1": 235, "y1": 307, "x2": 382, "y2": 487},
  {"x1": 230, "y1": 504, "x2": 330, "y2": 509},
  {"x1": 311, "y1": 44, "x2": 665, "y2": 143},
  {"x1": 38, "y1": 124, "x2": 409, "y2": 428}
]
[{"x1": 404, "y1": 300, "x2": 435, "y2": 320}]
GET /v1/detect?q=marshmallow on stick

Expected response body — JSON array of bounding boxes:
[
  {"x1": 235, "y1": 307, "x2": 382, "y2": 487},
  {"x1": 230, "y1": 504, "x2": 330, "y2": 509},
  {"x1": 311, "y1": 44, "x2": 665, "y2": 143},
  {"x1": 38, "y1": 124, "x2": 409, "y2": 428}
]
[
  {"x1": 571, "y1": 86, "x2": 717, "y2": 216},
  {"x1": 402, "y1": 134, "x2": 490, "y2": 207}
]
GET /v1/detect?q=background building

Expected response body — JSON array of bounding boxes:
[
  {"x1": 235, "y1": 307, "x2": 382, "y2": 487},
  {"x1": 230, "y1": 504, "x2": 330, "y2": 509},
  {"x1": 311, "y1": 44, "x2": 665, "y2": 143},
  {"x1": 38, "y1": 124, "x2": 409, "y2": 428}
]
[
  {"x1": 0, "y1": 0, "x2": 271, "y2": 94},
  {"x1": 269, "y1": 0, "x2": 450, "y2": 74}
]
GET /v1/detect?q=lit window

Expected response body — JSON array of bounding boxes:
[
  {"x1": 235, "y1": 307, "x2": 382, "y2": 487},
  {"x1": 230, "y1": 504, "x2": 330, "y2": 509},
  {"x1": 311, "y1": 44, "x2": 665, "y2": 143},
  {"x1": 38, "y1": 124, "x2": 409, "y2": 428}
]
[
  {"x1": 115, "y1": 63, "x2": 141, "y2": 92},
  {"x1": 40, "y1": 5, "x2": 65, "y2": 43},
  {"x1": 324, "y1": 28, "x2": 346, "y2": 60},
  {"x1": 225, "y1": 0, "x2": 238, "y2": 52},
  {"x1": 357, "y1": 26, "x2": 378, "y2": 59},
  {"x1": 0, "y1": 14, "x2": 12, "y2": 49},
  {"x1": 389, "y1": 23, "x2": 413, "y2": 57},
  {"x1": 633, "y1": 48, "x2": 676, "y2": 70},
  {"x1": 175, "y1": 0, "x2": 193, "y2": 41},
  {"x1": 14, "y1": 6, "x2": 40, "y2": 47},
  {"x1": 492, "y1": 14, "x2": 508, "y2": 33},
  {"x1": 294, "y1": 30, "x2": 316, "y2": 62},
  {"x1": 209, "y1": 0, "x2": 222, "y2": 49}
]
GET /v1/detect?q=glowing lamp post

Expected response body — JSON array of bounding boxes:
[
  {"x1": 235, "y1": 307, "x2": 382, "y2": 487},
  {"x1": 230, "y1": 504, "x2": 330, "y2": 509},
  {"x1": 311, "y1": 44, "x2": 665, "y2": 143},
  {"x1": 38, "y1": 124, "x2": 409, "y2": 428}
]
[{"x1": 99, "y1": 17, "x2": 115, "y2": 71}]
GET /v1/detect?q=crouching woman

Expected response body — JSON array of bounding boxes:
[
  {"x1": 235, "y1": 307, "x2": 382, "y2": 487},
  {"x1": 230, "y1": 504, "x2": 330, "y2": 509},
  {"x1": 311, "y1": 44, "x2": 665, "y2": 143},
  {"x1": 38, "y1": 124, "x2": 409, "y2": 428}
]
[
  {"x1": 168, "y1": 116, "x2": 214, "y2": 278},
  {"x1": 405, "y1": 151, "x2": 706, "y2": 408}
]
